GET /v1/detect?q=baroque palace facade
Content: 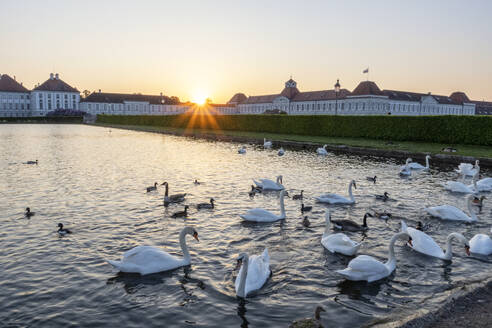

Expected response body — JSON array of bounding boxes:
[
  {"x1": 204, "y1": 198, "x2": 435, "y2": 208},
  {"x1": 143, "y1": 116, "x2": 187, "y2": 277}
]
[
  {"x1": 227, "y1": 78, "x2": 476, "y2": 116},
  {"x1": 1, "y1": 72, "x2": 490, "y2": 117}
]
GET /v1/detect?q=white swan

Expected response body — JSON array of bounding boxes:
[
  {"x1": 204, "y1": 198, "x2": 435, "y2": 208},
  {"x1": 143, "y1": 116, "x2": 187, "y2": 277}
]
[
  {"x1": 321, "y1": 210, "x2": 361, "y2": 256},
  {"x1": 473, "y1": 177, "x2": 492, "y2": 192},
  {"x1": 425, "y1": 194, "x2": 478, "y2": 222},
  {"x1": 444, "y1": 172, "x2": 478, "y2": 194},
  {"x1": 278, "y1": 147, "x2": 285, "y2": 156},
  {"x1": 238, "y1": 146, "x2": 246, "y2": 154},
  {"x1": 263, "y1": 138, "x2": 272, "y2": 149},
  {"x1": 399, "y1": 158, "x2": 412, "y2": 176},
  {"x1": 336, "y1": 231, "x2": 410, "y2": 282},
  {"x1": 317, "y1": 144, "x2": 328, "y2": 155},
  {"x1": 408, "y1": 155, "x2": 431, "y2": 170},
  {"x1": 456, "y1": 160, "x2": 479, "y2": 177},
  {"x1": 240, "y1": 190, "x2": 286, "y2": 222},
  {"x1": 253, "y1": 175, "x2": 284, "y2": 191},
  {"x1": 235, "y1": 248, "x2": 271, "y2": 298},
  {"x1": 470, "y1": 228, "x2": 492, "y2": 255},
  {"x1": 401, "y1": 221, "x2": 469, "y2": 260},
  {"x1": 107, "y1": 227, "x2": 199, "y2": 275},
  {"x1": 316, "y1": 180, "x2": 356, "y2": 204}
]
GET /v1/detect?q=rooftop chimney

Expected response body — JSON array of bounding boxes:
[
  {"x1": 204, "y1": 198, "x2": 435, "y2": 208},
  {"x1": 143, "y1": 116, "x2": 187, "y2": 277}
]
[
  {"x1": 50, "y1": 73, "x2": 54, "y2": 80},
  {"x1": 98, "y1": 89, "x2": 101, "y2": 93},
  {"x1": 160, "y1": 92, "x2": 163, "y2": 96},
  {"x1": 55, "y1": 73, "x2": 59, "y2": 79},
  {"x1": 14, "y1": 75, "x2": 16, "y2": 80}
]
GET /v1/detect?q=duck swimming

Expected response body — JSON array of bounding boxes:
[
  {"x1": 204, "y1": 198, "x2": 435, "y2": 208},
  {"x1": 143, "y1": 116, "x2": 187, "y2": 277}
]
[
  {"x1": 366, "y1": 176, "x2": 377, "y2": 184},
  {"x1": 146, "y1": 182, "x2": 158, "y2": 192},
  {"x1": 25, "y1": 207, "x2": 35, "y2": 217},
  {"x1": 375, "y1": 192, "x2": 390, "y2": 201},
  {"x1": 57, "y1": 223, "x2": 72, "y2": 235},
  {"x1": 197, "y1": 198, "x2": 215, "y2": 210},
  {"x1": 292, "y1": 190, "x2": 304, "y2": 200},
  {"x1": 301, "y1": 203, "x2": 312, "y2": 213},
  {"x1": 330, "y1": 212, "x2": 372, "y2": 232},
  {"x1": 171, "y1": 205, "x2": 189, "y2": 218},
  {"x1": 25, "y1": 160, "x2": 38, "y2": 165}
]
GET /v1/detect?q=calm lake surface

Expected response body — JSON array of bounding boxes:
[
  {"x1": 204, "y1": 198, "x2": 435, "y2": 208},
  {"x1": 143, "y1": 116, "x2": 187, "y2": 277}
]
[{"x1": 1, "y1": 124, "x2": 491, "y2": 327}]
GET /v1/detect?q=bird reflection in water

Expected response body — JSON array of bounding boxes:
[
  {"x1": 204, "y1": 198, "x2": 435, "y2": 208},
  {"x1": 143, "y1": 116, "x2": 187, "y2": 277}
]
[
  {"x1": 336, "y1": 279, "x2": 383, "y2": 302},
  {"x1": 237, "y1": 298, "x2": 249, "y2": 328}
]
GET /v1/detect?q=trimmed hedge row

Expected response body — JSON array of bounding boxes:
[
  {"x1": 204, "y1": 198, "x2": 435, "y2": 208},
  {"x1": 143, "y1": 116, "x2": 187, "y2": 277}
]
[
  {"x1": 97, "y1": 114, "x2": 492, "y2": 146},
  {"x1": 1, "y1": 116, "x2": 83, "y2": 123}
]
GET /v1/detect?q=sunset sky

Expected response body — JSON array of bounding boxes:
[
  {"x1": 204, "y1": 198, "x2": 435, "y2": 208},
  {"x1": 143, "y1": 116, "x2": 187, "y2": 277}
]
[{"x1": 1, "y1": 0, "x2": 491, "y2": 103}]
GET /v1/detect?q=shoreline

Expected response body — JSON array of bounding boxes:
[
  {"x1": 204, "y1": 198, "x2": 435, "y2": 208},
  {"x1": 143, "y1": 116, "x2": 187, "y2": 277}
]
[
  {"x1": 394, "y1": 278, "x2": 492, "y2": 328},
  {"x1": 89, "y1": 122, "x2": 492, "y2": 168}
]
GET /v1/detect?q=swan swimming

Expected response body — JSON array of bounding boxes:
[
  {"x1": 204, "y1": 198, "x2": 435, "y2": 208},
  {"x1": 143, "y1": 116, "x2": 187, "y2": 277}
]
[
  {"x1": 316, "y1": 180, "x2": 357, "y2": 204},
  {"x1": 401, "y1": 221, "x2": 469, "y2": 260},
  {"x1": 472, "y1": 177, "x2": 492, "y2": 192},
  {"x1": 425, "y1": 194, "x2": 478, "y2": 222},
  {"x1": 278, "y1": 147, "x2": 285, "y2": 156},
  {"x1": 235, "y1": 248, "x2": 271, "y2": 298},
  {"x1": 317, "y1": 145, "x2": 328, "y2": 155},
  {"x1": 456, "y1": 160, "x2": 479, "y2": 177},
  {"x1": 321, "y1": 211, "x2": 361, "y2": 256},
  {"x1": 408, "y1": 155, "x2": 431, "y2": 170},
  {"x1": 469, "y1": 228, "x2": 492, "y2": 255},
  {"x1": 399, "y1": 158, "x2": 412, "y2": 176},
  {"x1": 444, "y1": 172, "x2": 478, "y2": 194},
  {"x1": 336, "y1": 231, "x2": 411, "y2": 282},
  {"x1": 263, "y1": 138, "x2": 272, "y2": 149},
  {"x1": 107, "y1": 226, "x2": 199, "y2": 275},
  {"x1": 253, "y1": 175, "x2": 284, "y2": 191},
  {"x1": 240, "y1": 190, "x2": 286, "y2": 222}
]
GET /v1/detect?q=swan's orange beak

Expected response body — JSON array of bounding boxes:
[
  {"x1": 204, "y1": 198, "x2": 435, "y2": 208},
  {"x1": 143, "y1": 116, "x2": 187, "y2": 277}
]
[
  {"x1": 465, "y1": 245, "x2": 470, "y2": 256},
  {"x1": 193, "y1": 232, "x2": 199, "y2": 242},
  {"x1": 235, "y1": 259, "x2": 243, "y2": 270}
]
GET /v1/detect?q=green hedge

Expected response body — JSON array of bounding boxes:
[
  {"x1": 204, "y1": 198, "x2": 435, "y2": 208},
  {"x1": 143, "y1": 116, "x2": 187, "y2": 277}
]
[
  {"x1": 0, "y1": 116, "x2": 83, "y2": 123},
  {"x1": 97, "y1": 114, "x2": 492, "y2": 146}
]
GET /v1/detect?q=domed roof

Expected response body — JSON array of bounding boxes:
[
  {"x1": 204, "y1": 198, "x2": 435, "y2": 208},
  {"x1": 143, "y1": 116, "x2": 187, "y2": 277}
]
[
  {"x1": 227, "y1": 93, "x2": 247, "y2": 104},
  {"x1": 449, "y1": 92, "x2": 470, "y2": 104},
  {"x1": 351, "y1": 81, "x2": 383, "y2": 96}
]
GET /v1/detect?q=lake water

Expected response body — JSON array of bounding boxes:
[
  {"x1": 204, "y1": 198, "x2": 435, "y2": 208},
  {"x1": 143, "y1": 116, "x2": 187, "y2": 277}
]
[{"x1": 1, "y1": 124, "x2": 491, "y2": 327}]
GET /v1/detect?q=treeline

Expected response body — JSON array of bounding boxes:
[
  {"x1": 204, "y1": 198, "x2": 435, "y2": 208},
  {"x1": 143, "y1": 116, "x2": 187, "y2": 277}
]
[{"x1": 97, "y1": 114, "x2": 492, "y2": 146}]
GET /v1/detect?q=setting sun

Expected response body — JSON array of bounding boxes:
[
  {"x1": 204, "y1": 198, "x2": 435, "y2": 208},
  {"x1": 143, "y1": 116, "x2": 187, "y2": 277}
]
[{"x1": 191, "y1": 92, "x2": 208, "y2": 105}]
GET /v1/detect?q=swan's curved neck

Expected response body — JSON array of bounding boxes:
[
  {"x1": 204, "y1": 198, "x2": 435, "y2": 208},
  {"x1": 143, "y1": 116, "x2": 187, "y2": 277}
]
[
  {"x1": 348, "y1": 182, "x2": 354, "y2": 201},
  {"x1": 165, "y1": 183, "x2": 169, "y2": 197},
  {"x1": 467, "y1": 198, "x2": 477, "y2": 221},
  {"x1": 237, "y1": 255, "x2": 249, "y2": 298},
  {"x1": 425, "y1": 156, "x2": 430, "y2": 168},
  {"x1": 324, "y1": 215, "x2": 331, "y2": 235},
  {"x1": 279, "y1": 194, "x2": 286, "y2": 218},
  {"x1": 443, "y1": 233, "x2": 462, "y2": 260},
  {"x1": 179, "y1": 229, "x2": 191, "y2": 262},
  {"x1": 385, "y1": 232, "x2": 405, "y2": 271}
]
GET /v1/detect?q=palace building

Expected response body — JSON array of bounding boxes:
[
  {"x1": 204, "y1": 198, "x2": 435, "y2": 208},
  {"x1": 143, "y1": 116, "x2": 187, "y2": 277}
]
[{"x1": 228, "y1": 78, "x2": 476, "y2": 116}]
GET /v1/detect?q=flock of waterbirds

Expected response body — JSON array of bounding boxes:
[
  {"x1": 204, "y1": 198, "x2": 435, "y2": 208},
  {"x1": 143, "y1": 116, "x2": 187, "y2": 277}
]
[{"x1": 21, "y1": 138, "x2": 492, "y2": 327}]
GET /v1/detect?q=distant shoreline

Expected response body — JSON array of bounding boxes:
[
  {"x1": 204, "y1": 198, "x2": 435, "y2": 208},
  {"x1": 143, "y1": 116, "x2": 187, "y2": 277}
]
[{"x1": 88, "y1": 122, "x2": 492, "y2": 167}]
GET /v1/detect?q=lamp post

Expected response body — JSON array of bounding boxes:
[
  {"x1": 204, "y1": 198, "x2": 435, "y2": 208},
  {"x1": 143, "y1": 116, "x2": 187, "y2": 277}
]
[{"x1": 334, "y1": 79, "x2": 341, "y2": 115}]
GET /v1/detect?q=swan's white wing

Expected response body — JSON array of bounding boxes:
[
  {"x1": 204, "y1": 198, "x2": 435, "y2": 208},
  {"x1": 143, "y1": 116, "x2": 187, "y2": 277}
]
[
  {"x1": 346, "y1": 255, "x2": 387, "y2": 274},
  {"x1": 110, "y1": 246, "x2": 184, "y2": 274},
  {"x1": 322, "y1": 233, "x2": 360, "y2": 255},
  {"x1": 476, "y1": 178, "x2": 492, "y2": 191},
  {"x1": 260, "y1": 179, "x2": 284, "y2": 190},
  {"x1": 253, "y1": 179, "x2": 263, "y2": 188},
  {"x1": 317, "y1": 148, "x2": 328, "y2": 155},
  {"x1": 444, "y1": 181, "x2": 473, "y2": 193},
  {"x1": 240, "y1": 208, "x2": 279, "y2": 222},
  {"x1": 406, "y1": 228, "x2": 445, "y2": 258},
  {"x1": 316, "y1": 193, "x2": 351, "y2": 204},
  {"x1": 408, "y1": 162, "x2": 425, "y2": 169},
  {"x1": 470, "y1": 234, "x2": 492, "y2": 255},
  {"x1": 426, "y1": 205, "x2": 471, "y2": 221}
]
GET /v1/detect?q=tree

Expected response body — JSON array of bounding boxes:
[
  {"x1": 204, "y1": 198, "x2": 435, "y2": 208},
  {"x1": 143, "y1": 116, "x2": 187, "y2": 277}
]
[
  {"x1": 82, "y1": 90, "x2": 91, "y2": 98},
  {"x1": 169, "y1": 96, "x2": 180, "y2": 104}
]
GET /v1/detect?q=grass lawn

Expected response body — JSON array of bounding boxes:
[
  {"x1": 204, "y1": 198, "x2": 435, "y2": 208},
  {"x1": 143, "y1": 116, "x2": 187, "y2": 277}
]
[{"x1": 93, "y1": 123, "x2": 492, "y2": 159}]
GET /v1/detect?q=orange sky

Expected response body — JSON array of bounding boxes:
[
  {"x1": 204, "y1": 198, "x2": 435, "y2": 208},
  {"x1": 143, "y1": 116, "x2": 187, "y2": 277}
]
[{"x1": 1, "y1": 0, "x2": 491, "y2": 103}]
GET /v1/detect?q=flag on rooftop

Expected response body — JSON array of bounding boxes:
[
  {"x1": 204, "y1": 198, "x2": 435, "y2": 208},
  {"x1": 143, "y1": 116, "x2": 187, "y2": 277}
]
[{"x1": 363, "y1": 68, "x2": 369, "y2": 74}]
